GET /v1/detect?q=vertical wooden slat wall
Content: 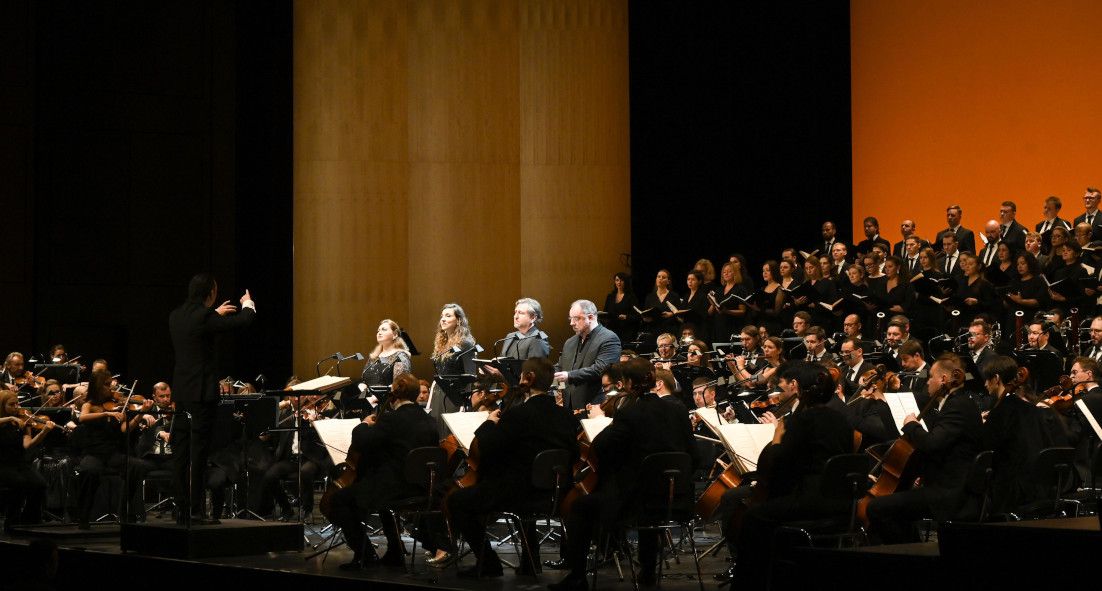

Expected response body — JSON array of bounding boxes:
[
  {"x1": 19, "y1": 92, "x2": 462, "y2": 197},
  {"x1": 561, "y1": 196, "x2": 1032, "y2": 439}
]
[{"x1": 294, "y1": 0, "x2": 629, "y2": 379}]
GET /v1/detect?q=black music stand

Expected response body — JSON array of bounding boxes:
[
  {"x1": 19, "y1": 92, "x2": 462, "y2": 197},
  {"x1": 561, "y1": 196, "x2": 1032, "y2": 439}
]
[
  {"x1": 34, "y1": 364, "x2": 81, "y2": 385},
  {"x1": 1012, "y1": 349, "x2": 1064, "y2": 392},
  {"x1": 862, "y1": 352, "x2": 901, "y2": 373},
  {"x1": 475, "y1": 357, "x2": 525, "y2": 388},
  {"x1": 220, "y1": 394, "x2": 276, "y2": 520}
]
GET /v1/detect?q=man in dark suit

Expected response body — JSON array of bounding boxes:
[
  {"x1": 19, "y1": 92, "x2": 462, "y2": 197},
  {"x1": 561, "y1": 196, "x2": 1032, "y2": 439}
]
[
  {"x1": 820, "y1": 220, "x2": 851, "y2": 261},
  {"x1": 1073, "y1": 187, "x2": 1102, "y2": 237},
  {"x1": 555, "y1": 299, "x2": 622, "y2": 412},
  {"x1": 1036, "y1": 195, "x2": 1072, "y2": 239},
  {"x1": 551, "y1": 358, "x2": 695, "y2": 590},
  {"x1": 936, "y1": 204, "x2": 977, "y2": 254},
  {"x1": 840, "y1": 338, "x2": 872, "y2": 401},
  {"x1": 449, "y1": 357, "x2": 579, "y2": 577},
  {"x1": 892, "y1": 219, "x2": 928, "y2": 259},
  {"x1": 936, "y1": 233, "x2": 966, "y2": 282},
  {"x1": 901, "y1": 236, "x2": 923, "y2": 279},
  {"x1": 1067, "y1": 357, "x2": 1102, "y2": 486},
  {"x1": 978, "y1": 220, "x2": 1003, "y2": 269},
  {"x1": 893, "y1": 340, "x2": 930, "y2": 407},
  {"x1": 855, "y1": 216, "x2": 891, "y2": 258},
  {"x1": 499, "y1": 297, "x2": 552, "y2": 360},
  {"x1": 328, "y1": 373, "x2": 439, "y2": 570},
  {"x1": 169, "y1": 273, "x2": 256, "y2": 524},
  {"x1": 997, "y1": 201, "x2": 1028, "y2": 253},
  {"x1": 866, "y1": 353, "x2": 982, "y2": 543}
]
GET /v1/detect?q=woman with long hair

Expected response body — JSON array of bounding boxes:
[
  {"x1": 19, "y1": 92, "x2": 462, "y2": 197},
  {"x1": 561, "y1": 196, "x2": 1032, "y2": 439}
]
[
  {"x1": 749, "y1": 260, "x2": 785, "y2": 337},
  {"x1": 360, "y1": 319, "x2": 412, "y2": 410},
  {"x1": 709, "y1": 261, "x2": 750, "y2": 343},
  {"x1": 642, "y1": 269, "x2": 682, "y2": 338},
  {"x1": 0, "y1": 390, "x2": 54, "y2": 532},
  {"x1": 603, "y1": 272, "x2": 639, "y2": 343},
  {"x1": 428, "y1": 303, "x2": 477, "y2": 431}
]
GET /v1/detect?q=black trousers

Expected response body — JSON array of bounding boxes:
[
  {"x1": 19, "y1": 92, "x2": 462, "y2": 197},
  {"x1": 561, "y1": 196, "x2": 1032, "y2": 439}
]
[
  {"x1": 75, "y1": 453, "x2": 153, "y2": 522},
  {"x1": 172, "y1": 399, "x2": 218, "y2": 516},
  {"x1": 258, "y1": 459, "x2": 320, "y2": 513},
  {"x1": 326, "y1": 484, "x2": 402, "y2": 560},
  {"x1": 0, "y1": 464, "x2": 47, "y2": 526},
  {"x1": 561, "y1": 489, "x2": 660, "y2": 580},
  {"x1": 447, "y1": 483, "x2": 541, "y2": 568}
]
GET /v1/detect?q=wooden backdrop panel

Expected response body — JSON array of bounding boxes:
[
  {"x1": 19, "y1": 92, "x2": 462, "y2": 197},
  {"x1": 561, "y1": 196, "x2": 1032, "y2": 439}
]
[{"x1": 294, "y1": 0, "x2": 628, "y2": 378}]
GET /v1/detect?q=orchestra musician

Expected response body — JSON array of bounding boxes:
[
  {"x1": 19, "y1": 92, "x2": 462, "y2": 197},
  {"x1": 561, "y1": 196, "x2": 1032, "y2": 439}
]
[
  {"x1": 0, "y1": 389, "x2": 54, "y2": 533},
  {"x1": 550, "y1": 357, "x2": 694, "y2": 591},
  {"x1": 168, "y1": 273, "x2": 256, "y2": 525},
  {"x1": 554, "y1": 300, "x2": 622, "y2": 413},
  {"x1": 427, "y1": 303, "x2": 477, "y2": 435},
  {"x1": 499, "y1": 298, "x2": 552, "y2": 360},
  {"x1": 1062, "y1": 357, "x2": 1102, "y2": 487},
  {"x1": 257, "y1": 392, "x2": 334, "y2": 521},
  {"x1": 74, "y1": 370, "x2": 154, "y2": 528},
  {"x1": 839, "y1": 338, "x2": 872, "y2": 401},
  {"x1": 865, "y1": 353, "x2": 983, "y2": 544},
  {"x1": 447, "y1": 357, "x2": 578, "y2": 577},
  {"x1": 326, "y1": 373, "x2": 438, "y2": 570}
]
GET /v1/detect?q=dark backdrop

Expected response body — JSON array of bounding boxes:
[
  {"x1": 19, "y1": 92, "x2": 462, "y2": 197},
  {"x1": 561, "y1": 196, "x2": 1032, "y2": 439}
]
[
  {"x1": 0, "y1": 0, "x2": 293, "y2": 389},
  {"x1": 628, "y1": 1, "x2": 852, "y2": 298}
]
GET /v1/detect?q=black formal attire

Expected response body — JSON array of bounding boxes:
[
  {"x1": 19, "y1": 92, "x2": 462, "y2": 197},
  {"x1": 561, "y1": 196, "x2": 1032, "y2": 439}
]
[
  {"x1": 855, "y1": 235, "x2": 891, "y2": 257},
  {"x1": 893, "y1": 363, "x2": 930, "y2": 409},
  {"x1": 866, "y1": 388, "x2": 982, "y2": 543},
  {"x1": 999, "y1": 221, "x2": 1028, "y2": 253},
  {"x1": 448, "y1": 394, "x2": 579, "y2": 572},
  {"x1": 901, "y1": 254, "x2": 922, "y2": 279},
  {"x1": 681, "y1": 289, "x2": 713, "y2": 343},
  {"x1": 936, "y1": 251, "x2": 966, "y2": 282},
  {"x1": 936, "y1": 226, "x2": 977, "y2": 254},
  {"x1": 731, "y1": 405, "x2": 853, "y2": 589},
  {"x1": 642, "y1": 290, "x2": 682, "y2": 337},
  {"x1": 982, "y1": 394, "x2": 1058, "y2": 513},
  {"x1": 807, "y1": 278, "x2": 839, "y2": 332},
  {"x1": 73, "y1": 417, "x2": 153, "y2": 525},
  {"x1": 978, "y1": 240, "x2": 1002, "y2": 270},
  {"x1": 256, "y1": 407, "x2": 334, "y2": 518},
  {"x1": 0, "y1": 423, "x2": 47, "y2": 530},
  {"x1": 837, "y1": 396, "x2": 899, "y2": 449},
  {"x1": 327, "y1": 403, "x2": 439, "y2": 562},
  {"x1": 1067, "y1": 387, "x2": 1102, "y2": 486},
  {"x1": 500, "y1": 329, "x2": 551, "y2": 360},
  {"x1": 1036, "y1": 216, "x2": 1071, "y2": 235},
  {"x1": 751, "y1": 285, "x2": 785, "y2": 338},
  {"x1": 168, "y1": 299, "x2": 255, "y2": 518},
  {"x1": 954, "y1": 276, "x2": 1000, "y2": 325},
  {"x1": 1050, "y1": 261, "x2": 1089, "y2": 315},
  {"x1": 557, "y1": 324, "x2": 621, "y2": 412},
  {"x1": 428, "y1": 337, "x2": 476, "y2": 436},
  {"x1": 1073, "y1": 211, "x2": 1102, "y2": 237},
  {"x1": 560, "y1": 392, "x2": 695, "y2": 583},
  {"x1": 709, "y1": 283, "x2": 750, "y2": 344},
  {"x1": 602, "y1": 291, "x2": 639, "y2": 344},
  {"x1": 840, "y1": 361, "x2": 872, "y2": 402},
  {"x1": 361, "y1": 351, "x2": 412, "y2": 389},
  {"x1": 905, "y1": 268, "x2": 949, "y2": 343},
  {"x1": 872, "y1": 277, "x2": 908, "y2": 318},
  {"x1": 894, "y1": 239, "x2": 929, "y2": 260}
]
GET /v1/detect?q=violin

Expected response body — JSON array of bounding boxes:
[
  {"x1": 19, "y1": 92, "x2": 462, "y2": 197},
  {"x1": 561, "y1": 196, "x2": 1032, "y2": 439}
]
[
  {"x1": 848, "y1": 364, "x2": 894, "y2": 405},
  {"x1": 1038, "y1": 374, "x2": 1086, "y2": 412},
  {"x1": 16, "y1": 408, "x2": 55, "y2": 431},
  {"x1": 13, "y1": 371, "x2": 45, "y2": 390}
]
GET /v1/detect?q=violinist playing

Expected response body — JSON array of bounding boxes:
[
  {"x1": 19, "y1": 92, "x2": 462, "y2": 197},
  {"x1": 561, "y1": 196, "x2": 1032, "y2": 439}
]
[
  {"x1": 0, "y1": 389, "x2": 54, "y2": 533},
  {"x1": 2, "y1": 352, "x2": 42, "y2": 395},
  {"x1": 865, "y1": 353, "x2": 982, "y2": 543},
  {"x1": 257, "y1": 392, "x2": 334, "y2": 521},
  {"x1": 327, "y1": 373, "x2": 438, "y2": 570},
  {"x1": 73, "y1": 370, "x2": 153, "y2": 529},
  {"x1": 832, "y1": 363, "x2": 899, "y2": 450},
  {"x1": 447, "y1": 357, "x2": 578, "y2": 578},
  {"x1": 716, "y1": 362, "x2": 853, "y2": 587},
  {"x1": 1061, "y1": 357, "x2": 1102, "y2": 488}
]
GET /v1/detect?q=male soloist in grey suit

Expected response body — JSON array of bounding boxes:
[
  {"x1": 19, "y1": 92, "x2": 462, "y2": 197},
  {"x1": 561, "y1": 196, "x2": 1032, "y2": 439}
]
[
  {"x1": 499, "y1": 297, "x2": 552, "y2": 360},
  {"x1": 555, "y1": 299, "x2": 622, "y2": 411}
]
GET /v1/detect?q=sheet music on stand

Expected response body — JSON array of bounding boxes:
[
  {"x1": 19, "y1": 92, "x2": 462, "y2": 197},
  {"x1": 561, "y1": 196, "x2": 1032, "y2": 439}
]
[
  {"x1": 289, "y1": 375, "x2": 352, "y2": 393},
  {"x1": 715, "y1": 423, "x2": 775, "y2": 473},
  {"x1": 883, "y1": 391, "x2": 927, "y2": 431},
  {"x1": 312, "y1": 418, "x2": 361, "y2": 465},
  {"x1": 580, "y1": 417, "x2": 613, "y2": 442},
  {"x1": 474, "y1": 357, "x2": 525, "y2": 388},
  {"x1": 693, "y1": 408, "x2": 730, "y2": 434},
  {"x1": 1076, "y1": 399, "x2": 1102, "y2": 440},
  {"x1": 442, "y1": 411, "x2": 489, "y2": 453}
]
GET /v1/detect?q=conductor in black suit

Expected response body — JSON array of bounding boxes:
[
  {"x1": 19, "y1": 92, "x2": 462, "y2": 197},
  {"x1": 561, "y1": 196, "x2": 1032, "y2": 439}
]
[
  {"x1": 555, "y1": 299, "x2": 622, "y2": 411},
  {"x1": 169, "y1": 273, "x2": 256, "y2": 524}
]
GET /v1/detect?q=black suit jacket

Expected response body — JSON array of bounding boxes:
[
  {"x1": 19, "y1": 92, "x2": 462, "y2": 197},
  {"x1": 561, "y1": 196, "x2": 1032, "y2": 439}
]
[
  {"x1": 841, "y1": 360, "x2": 871, "y2": 401},
  {"x1": 1035, "y1": 217, "x2": 1071, "y2": 234},
  {"x1": 473, "y1": 394, "x2": 579, "y2": 498},
  {"x1": 500, "y1": 329, "x2": 552, "y2": 360},
  {"x1": 936, "y1": 226, "x2": 977, "y2": 254},
  {"x1": 901, "y1": 388, "x2": 982, "y2": 494},
  {"x1": 1000, "y1": 220, "x2": 1028, "y2": 253},
  {"x1": 1073, "y1": 211, "x2": 1102, "y2": 235},
  {"x1": 935, "y1": 251, "x2": 966, "y2": 282},
  {"x1": 350, "y1": 403, "x2": 440, "y2": 506},
  {"x1": 893, "y1": 238, "x2": 929, "y2": 260},
  {"x1": 855, "y1": 236, "x2": 891, "y2": 257},
  {"x1": 977, "y1": 241, "x2": 1001, "y2": 268},
  {"x1": 558, "y1": 324, "x2": 621, "y2": 411},
  {"x1": 757, "y1": 405, "x2": 853, "y2": 498},
  {"x1": 169, "y1": 301, "x2": 256, "y2": 403}
]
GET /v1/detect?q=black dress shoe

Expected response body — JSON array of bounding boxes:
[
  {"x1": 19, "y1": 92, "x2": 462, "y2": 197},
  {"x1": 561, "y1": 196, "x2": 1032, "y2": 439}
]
[
  {"x1": 338, "y1": 559, "x2": 363, "y2": 571},
  {"x1": 714, "y1": 564, "x2": 736, "y2": 584},
  {"x1": 543, "y1": 558, "x2": 569, "y2": 570},
  {"x1": 458, "y1": 562, "x2": 504, "y2": 578}
]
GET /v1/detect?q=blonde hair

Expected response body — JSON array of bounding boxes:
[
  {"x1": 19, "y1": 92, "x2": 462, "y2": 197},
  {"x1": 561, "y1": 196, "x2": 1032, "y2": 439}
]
[
  {"x1": 370, "y1": 319, "x2": 410, "y2": 360},
  {"x1": 0, "y1": 390, "x2": 19, "y2": 417},
  {"x1": 432, "y1": 303, "x2": 473, "y2": 360},
  {"x1": 694, "y1": 259, "x2": 717, "y2": 283}
]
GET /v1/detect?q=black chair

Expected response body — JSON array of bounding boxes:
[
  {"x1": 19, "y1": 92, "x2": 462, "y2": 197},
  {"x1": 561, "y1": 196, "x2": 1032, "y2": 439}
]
[
  {"x1": 492, "y1": 448, "x2": 573, "y2": 579},
  {"x1": 919, "y1": 449, "x2": 995, "y2": 540},
  {"x1": 596, "y1": 451, "x2": 703, "y2": 591},
  {"x1": 772, "y1": 453, "x2": 872, "y2": 550},
  {"x1": 380, "y1": 446, "x2": 449, "y2": 573},
  {"x1": 1013, "y1": 446, "x2": 1078, "y2": 519}
]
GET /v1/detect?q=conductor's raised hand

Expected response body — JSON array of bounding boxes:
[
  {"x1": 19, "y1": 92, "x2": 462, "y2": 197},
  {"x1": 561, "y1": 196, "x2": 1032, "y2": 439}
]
[
  {"x1": 215, "y1": 301, "x2": 237, "y2": 316},
  {"x1": 240, "y1": 289, "x2": 253, "y2": 305}
]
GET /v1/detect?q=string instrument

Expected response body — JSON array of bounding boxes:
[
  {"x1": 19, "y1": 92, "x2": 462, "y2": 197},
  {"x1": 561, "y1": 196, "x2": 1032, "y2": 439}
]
[
  {"x1": 694, "y1": 458, "x2": 745, "y2": 521},
  {"x1": 990, "y1": 367, "x2": 1029, "y2": 414},
  {"x1": 13, "y1": 371, "x2": 45, "y2": 390},
  {"x1": 847, "y1": 364, "x2": 894, "y2": 405},
  {"x1": 16, "y1": 408, "x2": 55, "y2": 431},
  {"x1": 856, "y1": 371, "x2": 963, "y2": 526},
  {"x1": 1038, "y1": 374, "x2": 1086, "y2": 413}
]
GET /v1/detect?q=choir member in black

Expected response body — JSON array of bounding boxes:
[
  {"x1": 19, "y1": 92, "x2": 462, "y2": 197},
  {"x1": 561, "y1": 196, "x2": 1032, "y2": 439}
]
[
  {"x1": 1048, "y1": 242, "x2": 1089, "y2": 315},
  {"x1": 428, "y1": 303, "x2": 477, "y2": 434},
  {"x1": 602, "y1": 273, "x2": 639, "y2": 344},
  {"x1": 856, "y1": 216, "x2": 892, "y2": 257},
  {"x1": 1005, "y1": 252, "x2": 1048, "y2": 329},
  {"x1": 448, "y1": 357, "x2": 578, "y2": 577},
  {"x1": 866, "y1": 353, "x2": 983, "y2": 543},
  {"x1": 693, "y1": 259, "x2": 718, "y2": 294},
  {"x1": 908, "y1": 247, "x2": 950, "y2": 343},
  {"x1": 839, "y1": 263, "x2": 873, "y2": 331},
  {"x1": 818, "y1": 254, "x2": 836, "y2": 280},
  {"x1": 719, "y1": 362, "x2": 853, "y2": 588},
  {"x1": 989, "y1": 242, "x2": 1019, "y2": 288},
  {"x1": 708, "y1": 261, "x2": 750, "y2": 343},
  {"x1": 681, "y1": 271, "x2": 712, "y2": 343},
  {"x1": 257, "y1": 393, "x2": 334, "y2": 521},
  {"x1": 326, "y1": 373, "x2": 438, "y2": 570},
  {"x1": 802, "y1": 257, "x2": 839, "y2": 331},
  {"x1": 0, "y1": 389, "x2": 54, "y2": 533},
  {"x1": 1062, "y1": 357, "x2": 1102, "y2": 487},
  {"x1": 550, "y1": 357, "x2": 694, "y2": 591},
  {"x1": 979, "y1": 355, "x2": 1060, "y2": 513},
  {"x1": 642, "y1": 269, "x2": 682, "y2": 337},
  {"x1": 73, "y1": 370, "x2": 153, "y2": 528},
  {"x1": 1042, "y1": 225, "x2": 1070, "y2": 275},
  {"x1": 873, "y1": 256, "x2": 908, "y2": 317},
  {"x1": 748, "y1": 260, "x2": 785, "y2": 337},
  {"x1": 954, "y1": 252, "x2": 1000, "y2": 324},
  {"x1": 360, "y1": 319, "x2": 412, "y2": 410},
  {"x1": 500, "y1": 298, "x2": 552, "y2": 360}
]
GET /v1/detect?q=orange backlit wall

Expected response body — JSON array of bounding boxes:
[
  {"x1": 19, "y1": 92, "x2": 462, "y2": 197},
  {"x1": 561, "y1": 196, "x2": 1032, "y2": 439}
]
[{"x1": 851, "y1": 0, "x2": 1102, "y2": 247}]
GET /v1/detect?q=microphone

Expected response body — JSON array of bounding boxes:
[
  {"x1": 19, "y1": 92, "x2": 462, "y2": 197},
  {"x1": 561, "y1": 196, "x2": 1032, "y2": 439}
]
[{"x1": 337, "y1": 352, "x2": 364, "y2": 362}]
